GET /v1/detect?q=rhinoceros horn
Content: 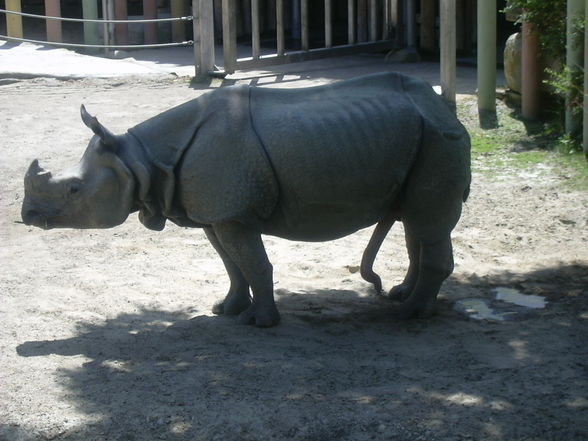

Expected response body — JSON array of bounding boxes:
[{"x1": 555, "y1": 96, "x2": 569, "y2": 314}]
[
  {"x1": 25, "y1": 159, "x2": 52, "y2": 187},
  {"x1": 80, "y1": 104, "x2": 118, "y2": 148}
]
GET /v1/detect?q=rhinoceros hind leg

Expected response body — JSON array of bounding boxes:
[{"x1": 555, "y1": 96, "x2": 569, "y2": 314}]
[
  {"x1": 389, "y1": 228, "x2": 420, "y2": 301},
  {"x1": 212, "y1": 222, "x2": 280, "y2": 327},
  {"x1": 397, "y1": 235, "x2": 454, "y2": 319},
  {"x1": 204, "y1": 228, "x2": 252, "y2": 316}
]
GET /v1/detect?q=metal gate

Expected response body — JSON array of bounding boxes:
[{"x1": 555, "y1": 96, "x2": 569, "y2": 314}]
[{"x1": 194, "y1": 0, "x2": 397, "y2": 76}]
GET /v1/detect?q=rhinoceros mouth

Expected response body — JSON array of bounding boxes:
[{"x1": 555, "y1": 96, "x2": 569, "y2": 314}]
[{"x1": 22, "y1": 209, "x2": 53, "y2": 230}]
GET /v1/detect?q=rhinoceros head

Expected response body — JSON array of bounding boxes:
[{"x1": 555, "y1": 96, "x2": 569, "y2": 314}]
[{"x1": 21, "y1": 105, "x2": 135, "y2": 229}]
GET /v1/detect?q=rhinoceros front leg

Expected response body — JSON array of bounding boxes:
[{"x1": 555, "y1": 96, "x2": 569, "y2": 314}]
[
  {"x1": 211, "y1": 221, "x2": 280, "y2": 327},
  {"x1": 389, "y1": 228, "x2": 420, "y2": 301},
  {"x1": 204, "y1": 228, "x2": 252, "y2": 316}
]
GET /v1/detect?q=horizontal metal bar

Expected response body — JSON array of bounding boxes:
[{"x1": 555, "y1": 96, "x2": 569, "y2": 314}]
[
  {"x1": 233, "y1": 40, "x2": 394, "y2": 70},
  {"x1": 0, "y1": 35, "x2": 193, "y2": 49},
  {"x1": 0, "y1": 8, "x2": 193, "y2": 24}
]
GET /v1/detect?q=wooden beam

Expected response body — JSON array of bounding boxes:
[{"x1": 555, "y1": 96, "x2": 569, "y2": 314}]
[
  {"x1": 277, "y1": 0, "x2": 285, "y2": 56},
  {"x1": 325, "y1": 0, "x2": 333, "y2": 48},
  {"x1": 251, "y1": 0, "x2": 260, "y2": 58},
  {"x1": 143, "y1": 0, "x2": 158, "y2": 44},
  {"x1": 566, "y1": 0, "x2": 585, "y2": 135},
  {"x1": 82, "y1": 0, "x2": 100, "y2": 47},
  {"x1": 193, "y1": 0, "x2": 215, "y2": 77},
  {"x1": 521, "y1": 21, "x2": 540, "y2": 120},
  {"x1": 114, "y1": 0, "x2": 129, "y2": 45},
  {"x1": 45, "y1": 0, "x2": 62, "y2": 43},
  {"x1": 584, "y1": 0, "x2": 588, "y2": 158},
  {"x1": 6, "y1": 0, "x2": 23, "y2": 39},
  {"x1": 440, "y1": 0, "x2": 456, "y2": 107},
  {"x1": 171, "y1": 0, "x2": 186, "y2": 42},
  {"x1": 420, "y1": 0, "x2": 435, "y2": 51}
]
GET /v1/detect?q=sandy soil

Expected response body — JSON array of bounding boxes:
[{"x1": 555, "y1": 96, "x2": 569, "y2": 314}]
[{"x1": 1, "y1": 74, "x2": 587, "y2": 441}]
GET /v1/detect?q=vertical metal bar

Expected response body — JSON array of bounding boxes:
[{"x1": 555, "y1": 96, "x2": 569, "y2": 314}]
[
  {"x1": 325, "y1": 0, "x2": 332, "y2": 48},
  {"x1": 143, "y1": 0, "x2": 158, "y2": 44},
  {"x1": 222, "y1": 0, "x2": 237, "y2": 74},
  {"x1": 171, "y1": 0, "x2": 186, "y2": 42},
  {"x1": 440, "y1": 0, "x2": 456, "y2": 108},
  {"x1": 369, "y1": 0, "x2": 377, "y2": 41},
  {"x1": 277, "y1": 0, "x2": 285, "y2": 56},
  {"x1": 477, "y1": 0, "x2": 496, "y2": 114},
  {"x1": 82, "y1": 0, "x2": 100, "y2": 47},
  {"x1": 348, "y1": 0, "x2": 355, "y2": 44},
  {"x1": 301, "y1": 0, "x2": 309, "y2": 50},
  {"x1": 251, "y1": 0, "x2": 260, "y2": 58},
  {"x1": 6, "y1": 0, "x2": 23, "y2": 39},
  {"x1": 114, "y1": 0, "x2": 129, "y2": 45},
  {"x1": 45, "y1": 0, "x2": 63, "y2": 43}
]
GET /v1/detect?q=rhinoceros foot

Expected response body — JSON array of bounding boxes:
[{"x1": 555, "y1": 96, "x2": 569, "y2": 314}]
[
  {"x1": 237, "y1": 303, "x2": 281, "y2": 327},
  {"x1": 397, "y1": 297, "x2": 437, "y2": 320},
  {"x1": 388, "y1": 283, "x2": 413, "y2": 302},
  {"x1": 212, "y1": 290, "x2": 252, "y2": 316}
]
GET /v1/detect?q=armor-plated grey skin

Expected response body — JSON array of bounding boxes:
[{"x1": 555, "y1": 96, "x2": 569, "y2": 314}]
[{"x1": 22, "y1": 72, "x2": 471, "y2": 327}]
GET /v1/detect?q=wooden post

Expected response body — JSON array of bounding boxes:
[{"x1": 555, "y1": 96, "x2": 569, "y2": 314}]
[
  {"x1": 584, "y1": 0, "x2": 588, "y2": 158},
  {"x1": 405, "y1": 0, "x2": 416, "y2": 48},
  {"x1": 102, "y1": 0, "x2": 115, "y2": 54},
  {"x1": 521, "y1": 21, "x2": 540, "y2": 120},
  {"x1": 222, "y1": 0, "x2": 237, "y2": 74},
  {"x1": 143, "y1": 0, "x2": 158, "y2": 44},
  {"x1": 369, "y1": 0, "x2": 377, "y2": 42},
  {"x1": 277, "y1": 0, "x2": 285, "y2": 56},
  {"x1": 6, "y1": 0, "x2": 23, "y2": 39},
  {"x1": 325, "y1": 0, "x2": 332, "y2": 48},
  {"x1": 566, "y1": 0, "x2": 585, "y2": 135},
  {"x1": 82, "y1": 0, "x2": 100, "y2": 47},
  {"x1": 45, "y1": 0, "x2": 62, "y2": 43},
  {"x1": 420, "y1": 0, "x2": 435, "y2": 51},
  {"x1": 301, "y1": 0, "x2": 309, "y2": 50},
  {"x1": 440, "y1": 0, "x2": 456, "y2": 108},
  {"x1": 357, "y1": 0, "x2": 367, "y2": 42},
  {"x1": 348, "y1": 0, "x2": 355, "y2": 44},
  {"x1": 193, "y1": 0, "x2": 215, "y2": 77},
  {"x1": 171, "y1": 0, "x2": 186, "y2": 42},
  {"x1": 477, "y1": 0, "x2": 496, "y2": 114},
  {"x1": 251, "y1": 0, "x2": 260, "y2": 58},
  {"x1": 114, "y1": 0, "x2": 129, "y2": 45}
]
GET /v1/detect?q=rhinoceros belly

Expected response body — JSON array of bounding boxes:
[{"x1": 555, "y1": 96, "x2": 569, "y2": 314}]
[{"x1": 251, "y1": 81, "x2": 422, "y2": 241}]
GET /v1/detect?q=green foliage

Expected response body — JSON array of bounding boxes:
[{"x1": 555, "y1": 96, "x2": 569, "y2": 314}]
[{"x1": 504, "y1": 0, "x2": 567, "y2": 61}]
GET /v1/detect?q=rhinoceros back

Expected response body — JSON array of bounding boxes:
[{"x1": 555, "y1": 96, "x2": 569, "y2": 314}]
[{"x1": 250, "y1": 73, "x2": 435, "y2": 240}]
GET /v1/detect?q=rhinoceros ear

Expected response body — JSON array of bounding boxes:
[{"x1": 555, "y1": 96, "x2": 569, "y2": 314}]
[{"x1": 80, "y1": 104, "x2": 118, "y2": 150}]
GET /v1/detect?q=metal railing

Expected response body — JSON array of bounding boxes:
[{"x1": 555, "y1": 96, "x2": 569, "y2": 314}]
[{"x1": 0, "y1": 7, "x2": 194, "y2": 50}]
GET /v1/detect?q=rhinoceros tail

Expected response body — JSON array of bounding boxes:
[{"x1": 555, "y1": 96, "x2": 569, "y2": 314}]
[{"x1": 360, "y1": 209, "x2": 398, "y2": 294}]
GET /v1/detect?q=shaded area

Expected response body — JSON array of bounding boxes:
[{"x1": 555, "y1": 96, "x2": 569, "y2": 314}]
[{"x1": 14, "y1": 264, "x2": 588, "y2": 441}]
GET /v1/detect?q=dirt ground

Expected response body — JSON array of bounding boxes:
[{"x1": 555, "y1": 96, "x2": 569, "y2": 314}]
[{"x1": 1, "y1": 72, "x2": 587, "y2": 441}]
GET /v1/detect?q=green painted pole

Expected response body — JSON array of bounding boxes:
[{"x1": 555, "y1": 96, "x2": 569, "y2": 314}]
[
  {"x1": 477, "y1": 0, "x2": 496, "y2": 115},
  {"x1": 566, "y1": 0, "x2": 584, "y2": 136},
  {"x1": 82, "y1": 0, "x2": 100, "y2": 47},
  {"x1": 6, "y1": 0, "x2": 23, "y2": 39}
]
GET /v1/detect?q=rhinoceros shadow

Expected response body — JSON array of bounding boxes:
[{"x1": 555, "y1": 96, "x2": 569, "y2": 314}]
[{"x1": 14, "y1": 264, "x2": 588, "y2": 441}]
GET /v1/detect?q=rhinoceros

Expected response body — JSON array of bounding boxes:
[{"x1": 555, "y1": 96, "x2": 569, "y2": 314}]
[{"x1": 21, "y1": 72, "x2": 471, "y2": 327}]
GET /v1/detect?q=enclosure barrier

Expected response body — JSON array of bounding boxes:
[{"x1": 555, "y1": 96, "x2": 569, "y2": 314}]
[
  {"x1": 207, "y1": 0, "x2": 396, "y2": 75},
  {"x1": 0, "y1": 7, "x2": 193, "y2": 50}
]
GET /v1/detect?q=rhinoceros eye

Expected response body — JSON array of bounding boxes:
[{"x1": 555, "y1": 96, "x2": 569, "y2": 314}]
[{"x1": 69, "y1": 181, "x2": 82, "y2": 195}]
